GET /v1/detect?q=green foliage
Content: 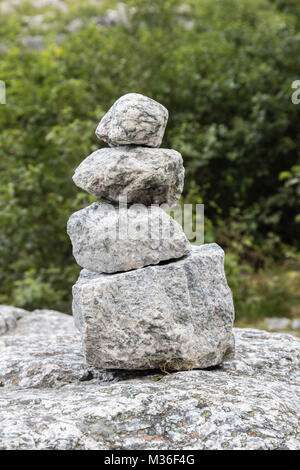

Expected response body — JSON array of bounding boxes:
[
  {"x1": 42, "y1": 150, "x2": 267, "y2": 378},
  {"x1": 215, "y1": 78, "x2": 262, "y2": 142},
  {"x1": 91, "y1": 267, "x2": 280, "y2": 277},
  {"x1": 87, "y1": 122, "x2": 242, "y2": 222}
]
[
  {"x1": 0, "y1": 0, "x2": 299, "y2": 318},
  {"x1": 230, "y1": 250, "x2": 300, "y2": 323},
  {"x1": 184, "y1": 183, "x2": 300, "y2": 321}
]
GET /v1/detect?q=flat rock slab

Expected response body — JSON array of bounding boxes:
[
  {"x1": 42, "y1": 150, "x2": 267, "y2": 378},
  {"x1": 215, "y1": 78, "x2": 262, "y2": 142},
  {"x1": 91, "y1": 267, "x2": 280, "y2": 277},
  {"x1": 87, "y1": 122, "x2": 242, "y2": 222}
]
[
  {"x1": 72, "y1": 146, "x2": 184, "y2": 206},
  {"x1": 67, "y1": 202, "x2": 190, "y2": 273},
  {"x1": 0, "y1": 306, "x2": 299, "y2": 449},
  {"x1": 0, "y1": 309, "x2": 86, "y2": 388},
  {"x1": 96, "y1": 93, "x2": 168, "y2": 147},
  {"x1": 0, "y1": 305, "x2": 28, "y2": 335},
  {"x1": 72, "y1": 244, "x2": 235, "y2": 370}
]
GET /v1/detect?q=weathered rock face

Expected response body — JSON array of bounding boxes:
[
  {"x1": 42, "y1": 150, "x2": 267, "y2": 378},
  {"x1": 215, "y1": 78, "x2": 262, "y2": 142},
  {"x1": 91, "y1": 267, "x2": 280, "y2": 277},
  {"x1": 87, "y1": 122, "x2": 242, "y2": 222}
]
[
  {"x1": 72, "y1": 146, "x2": 184, "y2": 206},
  {"x1": 72, "y1": 244, "x2": 235, "y2": 370},
  {"x1": 0, "y1": 309, "x2": 85, "y2": 389},
  {"x1": 0, "y1": 306, "x2": 299, "y2": 450},
  {"x1": 95, "y1": 93, "x2": 168, "y2": 147},
  {"x1": 0, "y1": 305, "x2": 28, "y2": 335},
  {"x1": 67, "y1": 202, "x2": 190, "y2": 273}
]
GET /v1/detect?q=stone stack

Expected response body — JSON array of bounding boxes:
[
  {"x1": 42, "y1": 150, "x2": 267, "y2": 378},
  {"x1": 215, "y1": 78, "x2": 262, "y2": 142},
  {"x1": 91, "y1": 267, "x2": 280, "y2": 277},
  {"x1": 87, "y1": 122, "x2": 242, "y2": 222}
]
[{"x1": 68, "y1": 93, "x2": 235, "y2": 371}]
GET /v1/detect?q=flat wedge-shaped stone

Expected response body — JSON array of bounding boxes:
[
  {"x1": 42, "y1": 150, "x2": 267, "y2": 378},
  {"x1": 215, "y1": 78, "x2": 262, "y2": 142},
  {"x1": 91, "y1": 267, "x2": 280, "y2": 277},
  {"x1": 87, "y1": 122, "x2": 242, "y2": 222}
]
[
  {"x1": 72, "y1": 244, "x2": 235, "y2": 370},
  {"x1": 95, "y1": 93, "x2": 168, "y2": 147},
  {"x1": 67, "y1": 202, "x2": 190, "y2": 273},
  {"x1": 72, "y1": 147, "x2": 184, "y2": 206}
]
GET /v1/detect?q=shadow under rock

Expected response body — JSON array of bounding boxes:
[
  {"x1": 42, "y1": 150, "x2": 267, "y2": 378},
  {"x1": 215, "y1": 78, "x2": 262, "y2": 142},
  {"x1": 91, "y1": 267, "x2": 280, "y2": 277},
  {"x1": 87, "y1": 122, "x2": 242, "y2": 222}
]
[
  {"x1": 79, "y1": 362, "x2": 224, "y2": 384},
  {"x1": 79, "y1": 367, "x2": 163, "y2": 384}
]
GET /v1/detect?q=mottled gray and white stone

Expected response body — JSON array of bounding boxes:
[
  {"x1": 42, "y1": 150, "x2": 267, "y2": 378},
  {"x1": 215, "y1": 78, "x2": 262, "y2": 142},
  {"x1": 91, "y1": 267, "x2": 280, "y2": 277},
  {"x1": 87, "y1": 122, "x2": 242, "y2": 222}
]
[
  {"x1": 0, "y1": 307, "x2": 300, "y2": 450},
  {"x1": 72, "y1": 146, "x2": 184, "y2": 206},
  {"x1": 72, "y1": 244, "x2": 235, "y2": 370},
  {"x1": 0, "y1": 305, "x2": 28, "y2": 335},
  {"x1": 95, "y1": 93, "x2": 168, "y2": 147},
  {"x1": 264, "y1": 317, "x2": 300, "y2": 331},
  {"x1": 67, "y1": 202, "x2": 190, "y2": 273},
  {"x1": 0, "y1": 309, "x2": 86, "y2": 389}
]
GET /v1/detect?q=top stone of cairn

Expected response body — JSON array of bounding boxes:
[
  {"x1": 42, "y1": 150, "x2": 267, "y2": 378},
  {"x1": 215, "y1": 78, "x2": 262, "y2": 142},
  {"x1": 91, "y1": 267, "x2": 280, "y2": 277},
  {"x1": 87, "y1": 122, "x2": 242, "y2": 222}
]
[{"x1": 95, "y1": 93, "x2": 169, "y2": 148}]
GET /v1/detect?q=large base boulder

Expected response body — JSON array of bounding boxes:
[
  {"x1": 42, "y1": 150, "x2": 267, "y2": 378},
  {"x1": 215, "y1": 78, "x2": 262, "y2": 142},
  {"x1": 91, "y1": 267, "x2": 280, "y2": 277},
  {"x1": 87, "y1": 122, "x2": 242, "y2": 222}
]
[
  {"x1": 72, "y1": 243, "x2": 235, "y2": 370},
  {"x1": 0, "y1": 306, "x2": 300, "y2": 450}
]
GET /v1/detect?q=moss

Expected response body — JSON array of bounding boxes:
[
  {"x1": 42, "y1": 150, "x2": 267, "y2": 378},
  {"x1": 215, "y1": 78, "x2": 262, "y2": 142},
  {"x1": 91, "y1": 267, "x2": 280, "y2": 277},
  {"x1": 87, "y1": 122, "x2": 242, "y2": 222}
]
[{"x1": 159, "y1": 359, "x2": 195, "y2": 374}]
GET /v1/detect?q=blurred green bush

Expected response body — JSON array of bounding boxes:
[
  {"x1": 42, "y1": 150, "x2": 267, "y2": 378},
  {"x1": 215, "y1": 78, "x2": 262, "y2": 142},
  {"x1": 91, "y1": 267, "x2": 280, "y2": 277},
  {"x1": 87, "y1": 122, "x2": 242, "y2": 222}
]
[{"x1": 0, "y1": 0, "x2": 299, "y2": 319}]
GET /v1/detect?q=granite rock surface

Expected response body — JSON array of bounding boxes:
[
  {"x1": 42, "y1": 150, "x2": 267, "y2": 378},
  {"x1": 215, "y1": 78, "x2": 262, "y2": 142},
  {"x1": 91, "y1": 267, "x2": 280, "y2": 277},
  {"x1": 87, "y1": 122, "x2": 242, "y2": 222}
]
[
  {"x1": 72, "y1": 146, "x2": 184, "y2": 206},
  {"x1": 72, "y1": 244, "x2": 235, "y2": 370},
  {"x1": 95, "y1": 93, "x2": 168, "y2": 147},
  {"x1": 0, "y1": 306, "x2": 299, "y2": 450},
  {"x1": 67, "y1": 202, "x2": 190, "y2": 273},
  {"x1": 0, "y1": 305, "x2": 28, "y2": 336}
]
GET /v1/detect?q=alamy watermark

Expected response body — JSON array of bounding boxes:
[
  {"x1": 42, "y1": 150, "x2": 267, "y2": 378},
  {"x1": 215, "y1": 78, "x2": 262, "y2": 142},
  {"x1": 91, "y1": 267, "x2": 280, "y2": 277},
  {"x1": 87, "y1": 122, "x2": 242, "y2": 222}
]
[
  {"x1": 0, "y1": 80, "x2": 5, "y2": 104},
  {"x1": 291, "y1": 80, "x2": 300, "y2": 104},
  {"x1": 99, "y1": 196, "x2": 204, "y2": 244}
]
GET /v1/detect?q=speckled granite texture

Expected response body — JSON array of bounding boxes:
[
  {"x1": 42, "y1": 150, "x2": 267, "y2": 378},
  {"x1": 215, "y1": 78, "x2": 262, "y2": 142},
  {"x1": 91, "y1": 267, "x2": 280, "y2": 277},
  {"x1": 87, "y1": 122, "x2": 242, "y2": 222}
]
[
  {"x1": 72, "y1": 244, "x2": 235, "y2": 370},
  {"x1": 72, "y1": 146, "x2": 184, "y2": 206},
  {"x1": 67, "y1": 202, "x2": 190, "y2": 273},
  {"x1": 0, "y1": 307, "x2": 299, "y2": 450},
  {"x1": 95, "y1": 93, "x2": 168, "y2": 147}
]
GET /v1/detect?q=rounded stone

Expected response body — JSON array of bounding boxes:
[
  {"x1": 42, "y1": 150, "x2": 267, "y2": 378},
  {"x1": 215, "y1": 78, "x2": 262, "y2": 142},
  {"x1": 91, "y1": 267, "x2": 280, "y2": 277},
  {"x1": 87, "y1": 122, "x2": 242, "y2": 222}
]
[
  {"x1": 72, "y1": 146, "x2": 184, "y2": 206},
  {"x1": 67, "y1": 202, "x2": 190, "y2": 273},
  {"x1": 95, "y1": 93, "x2": 169, "y2": 147}
]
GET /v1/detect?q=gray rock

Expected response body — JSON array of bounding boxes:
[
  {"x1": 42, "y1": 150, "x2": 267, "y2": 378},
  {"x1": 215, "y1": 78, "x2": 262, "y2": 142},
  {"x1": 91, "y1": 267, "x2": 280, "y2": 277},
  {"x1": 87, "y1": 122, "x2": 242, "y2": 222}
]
[
  {"x1": 21, "y1": 35, "x2": 45, "y2": 50},
  {"x1": 95, "y1": 93, "x2": 168, "y2": 147},
  {"x1": 31, "y1": 0, "x2": 68, "y2": 11},
  {"x1": 72, "y1": 146, "x2": 184, "y2": 206},
  {"x1": 72, "y1": 244, "x2": 235, "y2": 370},
  {"x1": 0, "y1": 305, "x2": 29, "y2": 335},
  {"x1": 100, "y1": 3, "x2": 134, "y2": 27},
  {"x1": 265, "y1": 317, "x2": 292, "y2": 331},
  {"x1": 66, "y1": 18, "x2": 84, "y2": 33},
  {"x1": 0, "y1": 307, "x2": 300, "y2": 449},
  {"x1": 0, "y1": 309, "x2": 86, "y2": 389},
  {"x1": 22, "y1": 14, "x2": 49, "y2": 29},
  {"x1": 0, "y1": 308, "x2": 155, "y2": 389},
  {"x1": 0, "y1": 0, "x2": 22, "y2": 14},
  {"x1": 0, "y1": 44, "x2": 8, "y2": 53},
  {"x1": 291, "y1": 319, "x2": 300, "y2": 330},
  {"x1": 264, "y1": 317, "x2": 300, "y2": 336},
  {"x1": 67, "y1": 202, "x2": 190, "y2": 273}
]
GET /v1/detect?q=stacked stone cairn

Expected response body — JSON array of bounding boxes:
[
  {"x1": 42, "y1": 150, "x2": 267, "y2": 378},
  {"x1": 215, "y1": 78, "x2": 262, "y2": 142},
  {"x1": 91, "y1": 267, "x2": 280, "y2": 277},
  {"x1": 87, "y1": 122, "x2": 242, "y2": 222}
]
[{"x1": 68, "y1": 93, "x2": 235, "y2": 371}]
